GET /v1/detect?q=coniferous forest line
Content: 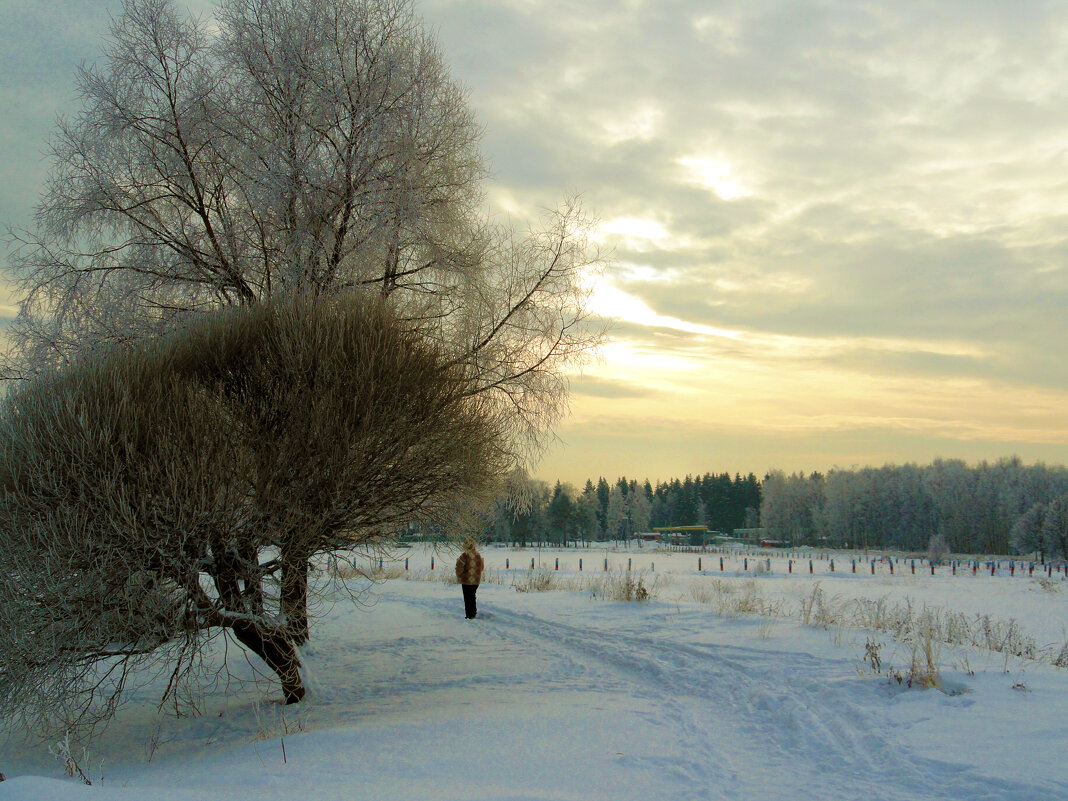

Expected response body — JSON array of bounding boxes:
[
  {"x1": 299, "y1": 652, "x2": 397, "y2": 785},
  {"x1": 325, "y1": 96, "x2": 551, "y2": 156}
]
[
  {"x1": 480, "y1": 473, "x2": 762, "y2": 546},
  {"x1": 471, "y1": 457, "x2": 1068, "y2": 558}
]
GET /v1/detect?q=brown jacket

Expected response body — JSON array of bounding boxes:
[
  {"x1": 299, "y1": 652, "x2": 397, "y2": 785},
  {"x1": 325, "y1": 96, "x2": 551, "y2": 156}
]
[{"x1": 455, "y1": 545, "x2": 484, "y2": 585}]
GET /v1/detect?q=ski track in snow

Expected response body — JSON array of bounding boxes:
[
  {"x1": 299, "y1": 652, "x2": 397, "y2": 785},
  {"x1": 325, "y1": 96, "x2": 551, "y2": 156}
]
[{"x1": 395, "y1": 587, "x2": 1065, "y2": 801}]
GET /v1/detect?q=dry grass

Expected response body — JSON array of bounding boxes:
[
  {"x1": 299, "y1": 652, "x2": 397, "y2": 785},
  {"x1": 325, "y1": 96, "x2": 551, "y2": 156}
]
[
  {"x1": 396, "y1": 564, "x2": 664, "y2": 602},
  {"x1": 588, "y1": 570, "x2": 663, "y2": 602},
  {"x1": 686, "y1": 579, "x2": 787, "y2": 618},
  {"x1": 512, "y1": 568, "x2": 664, "y2": 602},
  {"x1": 358, "y1": 561, "x2": 1068, "y2": 670},
  {"x1": 680, "y1": 578, "x2": 1067, "y2": 670}
]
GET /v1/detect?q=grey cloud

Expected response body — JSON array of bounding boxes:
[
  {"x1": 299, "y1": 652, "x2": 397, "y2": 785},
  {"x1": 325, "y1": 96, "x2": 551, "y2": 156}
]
[
  {"x1": 5, "y1": 0, "x2": 1068, "y2": 402},
  {"x1": 569, "y1": 374, "x2": 658, "y2": 400}
]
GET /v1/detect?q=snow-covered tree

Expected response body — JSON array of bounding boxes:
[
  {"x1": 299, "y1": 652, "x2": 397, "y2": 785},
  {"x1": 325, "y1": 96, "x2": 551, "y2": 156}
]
[
  {"x1": 926, "y1": 533, "x2": 950, "y2": 564},
  {"x1": 605, "y1": 484, "x2": 627, "y2": 543},
  {"x1": 760, "y1": 471, "x2": 823, "y2": 545},
  {"x1": 1042, "y1": 495, "x2": 1068, "y2": 559},
  {"x1": 627, "y1": 481, "x2": 652, "y2": 535},
  {"x1": 5, "y1": 0, "x2": 602, "y2": 470},
  {"x1": 1011, "y1": 502, "x2": 1048, "y2": 558}
]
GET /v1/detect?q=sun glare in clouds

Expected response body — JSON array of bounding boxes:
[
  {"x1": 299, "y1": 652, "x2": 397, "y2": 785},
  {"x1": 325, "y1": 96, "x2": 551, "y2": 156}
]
[
  {"x1": 599, "y1": 105, "x2": 663, "y2": 145},
  {"x1": 597, "y1": 217, "x2": 670, "y2": 242},
  {"x1": 677, "y1": 155, "x2": 748, "y2": 200},
  {"x1": 588, "y1": 277, "x2": 741, "y2": 341}
]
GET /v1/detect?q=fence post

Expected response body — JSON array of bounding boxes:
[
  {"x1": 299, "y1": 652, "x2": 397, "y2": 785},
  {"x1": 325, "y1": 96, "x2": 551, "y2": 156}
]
[
  {"x1": 628, "y1": 558, "x2": 632, "y2": 571},
  {"x1": 506, "y1": 558, "x2": 509, "y2": 570},
  {"x1": 531, "y1": 557, "x2": 536, "y2": 570},
  {"x1": 744, "y1": 558, "x2": 748, "y2": 571},
  {"x1": 579, "y1": 558, "x2": 583, "y2": 571},
  {"x1": 788, "y1": 559, "x2": 793, "y2": 574},
  {"x1": 720, "y1": 556, "x2": 724, "y2": 571},
  {"x1": 699, "y1": 557, "x2": 702, "y2": 572},
  {"x1": 405, "y1": 557, "x2": 409, "y2": 571},
  {"x1": 809, "y1": 560, "x2": 813, "y2": 574},
  {"x1": 911, "y1": 560, "x2": 915, "y2": 575},
  {"x1": 555, "y1": 557, "x2": 559, "y2": 571},
  {"x1": 431, "y1": 556, "x2": 434, "y2": 571}
]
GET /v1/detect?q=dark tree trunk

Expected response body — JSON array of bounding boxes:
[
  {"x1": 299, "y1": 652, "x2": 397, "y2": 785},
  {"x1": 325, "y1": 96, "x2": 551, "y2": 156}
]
[{"x1": 231, "y1": 621, "x2": 305, "y2": 704}]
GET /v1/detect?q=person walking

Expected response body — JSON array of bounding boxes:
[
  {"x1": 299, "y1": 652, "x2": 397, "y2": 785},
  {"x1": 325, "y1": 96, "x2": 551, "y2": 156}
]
[{"x1": 455, "y1": 538, "x2": 485, "y2": 619}]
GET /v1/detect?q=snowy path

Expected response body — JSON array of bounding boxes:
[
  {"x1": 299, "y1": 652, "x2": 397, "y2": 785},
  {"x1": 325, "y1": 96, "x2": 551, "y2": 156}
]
[
  {"x1": 3, "y1": 579, "x2": 1066, "y2": 801},
  {"x1": 395, "y1": 587, "x2": 1064, "y2": 801}
]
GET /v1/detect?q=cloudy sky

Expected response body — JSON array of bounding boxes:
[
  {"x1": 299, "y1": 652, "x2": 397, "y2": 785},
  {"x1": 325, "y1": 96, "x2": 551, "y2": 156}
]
[{"x1": 3, "y1": 0, "x2": 1068, "y2": 485}]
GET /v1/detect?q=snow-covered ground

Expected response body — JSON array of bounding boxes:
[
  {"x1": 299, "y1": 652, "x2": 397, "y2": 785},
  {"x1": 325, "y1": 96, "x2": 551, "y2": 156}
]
[{"x1": 3, "y1": 545, "x2": 1067, "y2": 801}]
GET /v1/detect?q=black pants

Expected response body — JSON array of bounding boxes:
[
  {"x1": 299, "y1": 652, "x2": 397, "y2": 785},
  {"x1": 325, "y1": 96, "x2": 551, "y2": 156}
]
[{"x1": 461, "y1": 584, "x2": 478, "y2": 619}]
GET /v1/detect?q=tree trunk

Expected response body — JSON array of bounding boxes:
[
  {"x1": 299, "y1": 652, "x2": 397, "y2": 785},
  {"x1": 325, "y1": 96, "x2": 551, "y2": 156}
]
[{"x1": 231, "y1": 621, "x2": 305, "y2": 704}]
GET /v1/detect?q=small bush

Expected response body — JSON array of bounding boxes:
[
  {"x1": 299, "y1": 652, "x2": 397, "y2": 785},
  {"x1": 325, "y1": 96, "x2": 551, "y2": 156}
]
[
  {"x1": 590, "y1": 570, "x2": 659, "y2": 602},
  {"x1": 862, "y1": 638, "x2": 883, "y2": 674},
  {"x1": 515, "y1": 569, "x2": 558, "y2": 593},
  {"x1": 905, "y1": 612, "x2": 942, "y2": 689}
]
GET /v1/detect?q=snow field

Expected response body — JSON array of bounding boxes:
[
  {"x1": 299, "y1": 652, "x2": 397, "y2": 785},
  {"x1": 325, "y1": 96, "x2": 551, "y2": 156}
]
[
  {"x1": 2, "y1": 545, "x2": 1067, "y2": 801},
  {"x1": 381, "y1": 544, "x2": 1068, "y2": 653}
]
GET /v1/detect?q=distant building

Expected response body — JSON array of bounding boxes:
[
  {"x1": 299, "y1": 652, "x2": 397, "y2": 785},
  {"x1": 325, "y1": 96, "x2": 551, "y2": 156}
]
[
  {"x1": 733, "y1": 527, "x2": 768, "y2": 545},
  {"x1": 651, "y1": 525, "x2": 711, "y2": 545}
]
